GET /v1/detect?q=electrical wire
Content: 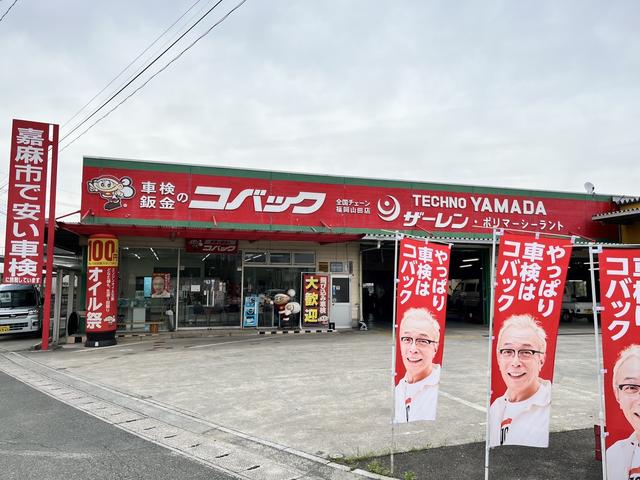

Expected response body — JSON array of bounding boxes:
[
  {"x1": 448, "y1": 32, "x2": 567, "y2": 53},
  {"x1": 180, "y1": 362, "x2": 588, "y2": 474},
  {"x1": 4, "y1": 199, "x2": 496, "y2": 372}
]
[
  {"x1": 60, "y1": 0, "x2": 226, "y2": 143},
  {"x1": 0, "y1": 0, "x2": 18, "y2": 24},
  {"x1": 62, "y1": 0, "x2": 206, "y2": 128},
  {"x1": 59, "y1": 0, "x2": 248, "y2": 152}
]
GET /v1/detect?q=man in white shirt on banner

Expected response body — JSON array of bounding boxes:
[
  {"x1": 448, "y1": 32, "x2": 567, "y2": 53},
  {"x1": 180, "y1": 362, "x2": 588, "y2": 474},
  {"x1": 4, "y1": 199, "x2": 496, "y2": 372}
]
[
  {"x1": 606, "y1": 344, "x2": 640, "y2": 480},
  {"x1": 489, "y1": 314, "x2": 552, "y2": 447},
  {"x1": 394, "y1": 307, "x2": 441, "y2": 423}
]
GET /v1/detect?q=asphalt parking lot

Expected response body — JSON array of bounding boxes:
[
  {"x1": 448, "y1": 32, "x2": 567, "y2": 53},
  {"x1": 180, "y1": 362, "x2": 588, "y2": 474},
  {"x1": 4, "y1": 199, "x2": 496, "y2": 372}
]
[{"x1": 0, "y1": 321, "x2": 603, "y2": 464}]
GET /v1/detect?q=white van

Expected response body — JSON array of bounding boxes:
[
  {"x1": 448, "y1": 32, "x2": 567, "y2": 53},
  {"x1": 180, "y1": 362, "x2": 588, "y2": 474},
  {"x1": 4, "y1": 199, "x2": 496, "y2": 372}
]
[{"x1": 0, "y1": 284, "x2": 42, "y2": 335}]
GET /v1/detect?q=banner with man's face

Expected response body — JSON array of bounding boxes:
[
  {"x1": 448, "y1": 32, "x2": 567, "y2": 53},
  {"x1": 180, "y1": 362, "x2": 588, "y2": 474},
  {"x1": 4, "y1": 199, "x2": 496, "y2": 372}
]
[
  {"x1": 393, "y1": 237, "x2": 451, "y2": 423},
  {"x1": 598, "y1": 249, "x2": 640, "y2": 480},
  {"x1": 489, "y1": 233, "x2": 572, "y2": 448}
]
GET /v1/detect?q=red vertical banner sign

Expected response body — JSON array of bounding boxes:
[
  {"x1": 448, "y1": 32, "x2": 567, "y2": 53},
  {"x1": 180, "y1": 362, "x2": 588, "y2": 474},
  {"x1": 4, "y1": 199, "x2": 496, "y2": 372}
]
[
  {"x1": 393, "y1": 237, "x2": 451, "y2": 423},
  {"x1": 3, "y1": 119, "x2": 57, "y2": 284},
  {"x1": 302, "y1": 273, "x2": 330, "y2": 327},
  {"x1": 85, "y1": 235, "x2": 119, "y2": 344},
  {"x1": 598, "y1": 249, "x2": 640, "y2": 480},
  {"x1": 489, "y1": 233, "x2": 572, "y2": 448}
]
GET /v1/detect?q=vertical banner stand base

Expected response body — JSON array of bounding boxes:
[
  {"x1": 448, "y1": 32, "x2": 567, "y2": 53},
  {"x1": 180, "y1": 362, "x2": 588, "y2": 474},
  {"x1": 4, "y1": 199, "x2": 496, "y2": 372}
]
[{"x1": 85, "y1": 332, "x2": 117, "y2": 348}]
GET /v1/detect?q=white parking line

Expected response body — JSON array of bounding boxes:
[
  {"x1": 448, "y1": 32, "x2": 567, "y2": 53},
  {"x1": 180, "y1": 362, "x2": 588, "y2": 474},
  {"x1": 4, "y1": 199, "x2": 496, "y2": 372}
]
[
  {"x1": 186, "y1": 336, "x2": 275, "y2": 349},
  {"x1": 439, "y1": 390, "x2": 487, "y2": 413},
  {"x1": 72, "y1": 341, "x2": 147, "y2": 353}
]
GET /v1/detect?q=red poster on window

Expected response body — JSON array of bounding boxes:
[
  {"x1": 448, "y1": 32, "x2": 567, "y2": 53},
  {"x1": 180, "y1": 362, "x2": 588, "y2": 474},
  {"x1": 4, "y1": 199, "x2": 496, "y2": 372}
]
[
  {"x1": 3, "y1": 119, "x2": 57, "y2": 284},
  {"x1": 598, "y1": 249, "x2": 640, "y2": 480},
  {"x1": 489, "y1": 233, "x2": 572, "y2": 448},
  {"x1": 393, "y1": 237, "x2": 451, "y2": 423},
  {"x1": 302, "y1": 273, "x2": 330, "y2": 327}
]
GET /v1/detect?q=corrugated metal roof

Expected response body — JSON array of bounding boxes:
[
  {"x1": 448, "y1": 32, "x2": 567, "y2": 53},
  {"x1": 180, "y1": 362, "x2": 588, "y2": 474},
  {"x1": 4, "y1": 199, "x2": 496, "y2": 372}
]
[
  {"x1": 613, "y1": 196, "x2": 640, "y2": 205},
  {"x1": 592, "y1": 207, "x2": 640, "y2": 223}
]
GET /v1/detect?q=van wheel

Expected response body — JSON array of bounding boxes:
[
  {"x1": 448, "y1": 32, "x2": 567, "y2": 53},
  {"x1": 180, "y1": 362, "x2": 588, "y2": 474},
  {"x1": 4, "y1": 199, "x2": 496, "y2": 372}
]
[{"x1": 561, "y1": 311, "x2": 572, "y2": 323}]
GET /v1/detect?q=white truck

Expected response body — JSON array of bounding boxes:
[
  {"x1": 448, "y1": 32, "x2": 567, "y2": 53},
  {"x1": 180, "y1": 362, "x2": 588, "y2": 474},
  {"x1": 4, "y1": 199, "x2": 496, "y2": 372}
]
[
  {"x1": 561, "y1": 280, "x2": 595, "y2": 322},
  {"x1": 0, "y1": 284, "x2": 42, "y2": 335}
]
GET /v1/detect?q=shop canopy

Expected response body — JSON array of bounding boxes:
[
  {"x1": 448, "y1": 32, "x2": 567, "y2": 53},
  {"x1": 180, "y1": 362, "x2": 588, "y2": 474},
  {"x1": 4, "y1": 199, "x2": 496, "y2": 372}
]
[{"x1": 57, "y1": 221, "x2": 364, "y2": 245}]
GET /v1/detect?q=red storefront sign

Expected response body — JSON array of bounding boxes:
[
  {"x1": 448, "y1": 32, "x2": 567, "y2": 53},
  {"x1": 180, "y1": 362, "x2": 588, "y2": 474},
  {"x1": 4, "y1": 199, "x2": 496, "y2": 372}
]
[
  {"x1": 86, "y1": 235, "x2": 119, "y2": 333},
  {"x1": 3, "y1": 120, "x2": 58, "y2": 284},
  {"x1": 185, "y1": 239, "x2": 238, "y2": 253},
  {"x1": 598, "y1": 249, "x2": 640, "y2": 479},
  {"x1": 81, "y1": 160, "x2": 616, "y2": 239},
  {"x1": 393, "y1": 237, "x2": 451, "y2": 423},
  {"x1": 489, "y1": 233, "x2": 572, "y2": 448},
  {"x1": 302, "y1": 273, "x2": 330, "y2": 327}
]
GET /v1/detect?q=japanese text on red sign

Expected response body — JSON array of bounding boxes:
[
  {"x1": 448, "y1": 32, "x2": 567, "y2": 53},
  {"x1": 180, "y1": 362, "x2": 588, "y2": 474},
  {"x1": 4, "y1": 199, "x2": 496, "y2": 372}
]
[
  {"x1": 398, "y1": 242, "x2": 449, "y2": 311},
  {"x1": 601, "y1": 254, "x2": 640, "y2": 341},
  {"x1": 4, "y1": 121, "x2": 54, "y2": 284},
  {"x1": 496, "y1": 238, "x2": 568, "y2": 318}
]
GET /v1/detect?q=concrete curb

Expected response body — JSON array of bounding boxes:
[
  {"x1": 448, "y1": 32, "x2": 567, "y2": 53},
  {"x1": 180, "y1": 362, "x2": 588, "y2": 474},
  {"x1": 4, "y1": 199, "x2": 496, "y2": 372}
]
[
  {"x1": 258, "y1": 329, "x2": 336, "y2": 335},
  {"x1": 352, "y1": 469, "x2": 397, "y2": 479}
]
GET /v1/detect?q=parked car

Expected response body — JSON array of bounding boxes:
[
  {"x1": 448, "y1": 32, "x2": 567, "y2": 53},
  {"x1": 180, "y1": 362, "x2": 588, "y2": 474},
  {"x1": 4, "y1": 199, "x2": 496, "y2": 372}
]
[{"x1": 0, "y1": 284, "x2": 42, "y2": 335}]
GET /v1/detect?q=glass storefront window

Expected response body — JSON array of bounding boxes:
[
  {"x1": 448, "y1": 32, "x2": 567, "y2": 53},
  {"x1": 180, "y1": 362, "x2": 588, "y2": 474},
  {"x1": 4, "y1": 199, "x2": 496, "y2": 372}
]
[
  {"x1": 293, "y1": 252, "x2": 315, "y2": 265},
  {"x1": 118, "y1": 246, "x2": 241, "y2": 331},
  {"x1": 269, "y1": 252, "x2": 291, "y2": 264},
  {"x1": 243, "y1": 266, "x2": 310, "y2": 328},
  {"x1": 177, "y1": 251, "x2": 241, "y2": 328},
  {"x1": 244, "y1": 252, "x2": 267, "y2": 264},
  {"x1": 118, "y1": 247, "x2": 178, "y2": 333}
]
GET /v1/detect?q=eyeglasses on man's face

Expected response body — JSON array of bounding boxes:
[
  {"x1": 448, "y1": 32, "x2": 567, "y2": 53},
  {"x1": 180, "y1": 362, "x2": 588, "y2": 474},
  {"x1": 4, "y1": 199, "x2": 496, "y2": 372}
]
[
  {"x1": 498, "y1": 348, "x2": 544, "y2": 360},
  {"x1": 618, "y1": 384, "x2": 640, "y2": 396},
  {"x1": 400, "y1": 336, "x2": 437, "y2": 348}
]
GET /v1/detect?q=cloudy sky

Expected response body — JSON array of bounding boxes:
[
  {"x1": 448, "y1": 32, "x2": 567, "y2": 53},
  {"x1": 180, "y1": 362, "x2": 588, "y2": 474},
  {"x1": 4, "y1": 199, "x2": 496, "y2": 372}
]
[{"x1": 1, "y1": 0, "x2": 639, "y2": 241}]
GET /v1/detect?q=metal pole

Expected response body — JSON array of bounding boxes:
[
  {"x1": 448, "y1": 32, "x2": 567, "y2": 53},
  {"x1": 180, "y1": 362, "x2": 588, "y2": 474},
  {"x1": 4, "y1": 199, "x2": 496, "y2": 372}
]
[
  {"x1": 589, "y1": 245, "x2": 608, "y2": 480},
  {"x1": 65, "y1": 271, "x2": 76, "y2": 341},
  {"x1": 52, "y1": 270, "x2": 63, "y2": 346},
  {"x1": 484, "y1": 228, "x2": 499, "y2": 480},
  {"x1": 175, "y1": 247, "x2": 181, "y2": 332},
  {"x1": 41, "y1": 124, "x2": 60, "y2": 351},
  {"x1": 390, "y1": 231, "x2": 400, "y2": 474}
]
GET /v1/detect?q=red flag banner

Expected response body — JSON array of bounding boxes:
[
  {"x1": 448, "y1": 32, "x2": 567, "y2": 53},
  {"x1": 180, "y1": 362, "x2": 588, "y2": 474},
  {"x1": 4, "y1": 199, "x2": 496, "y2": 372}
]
[
  {"x1": 3, "y1": 119, "x2": 58, "y2": 284},
  {"x1": 393, "y1": 237, "x2": 451, "y2": 423},
  {"x1": 489, "y1": 233, "x2": 572, "y2": 448},
  {"x1": 598, "y1": 249, "x2": 640, "y2": 480}
]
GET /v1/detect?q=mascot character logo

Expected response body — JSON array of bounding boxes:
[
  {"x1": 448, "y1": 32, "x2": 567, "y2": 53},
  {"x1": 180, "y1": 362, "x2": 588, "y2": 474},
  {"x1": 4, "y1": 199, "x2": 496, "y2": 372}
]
[{"x1": 87, "y1": 175, "x2": 136, "y2": 211}]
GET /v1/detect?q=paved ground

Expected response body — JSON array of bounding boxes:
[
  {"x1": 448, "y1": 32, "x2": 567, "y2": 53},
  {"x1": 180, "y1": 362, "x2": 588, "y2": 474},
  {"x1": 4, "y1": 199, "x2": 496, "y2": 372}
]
[
  {"x1": 0, "y1": 371, "x2": 236, "y2": 480},
  {"x1": 0, "y1": 321, "x2": 605, "y2": 479},
  {"x1": 356, "y1": 428, "x2": 603, "y2": 480}
]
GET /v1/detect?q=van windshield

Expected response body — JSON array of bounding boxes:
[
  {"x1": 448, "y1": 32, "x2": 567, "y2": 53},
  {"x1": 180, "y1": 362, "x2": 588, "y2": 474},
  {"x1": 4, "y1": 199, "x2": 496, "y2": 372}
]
[{"x1": 0, "y1": 290, "x2": 37, "y2": 308}]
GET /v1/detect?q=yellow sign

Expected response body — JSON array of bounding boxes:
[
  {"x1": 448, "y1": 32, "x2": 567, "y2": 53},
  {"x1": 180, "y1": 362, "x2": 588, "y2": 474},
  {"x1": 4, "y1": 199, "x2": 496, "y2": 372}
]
[{"x1": 88, "y1": 237, "x2": 119, "y2": 267}]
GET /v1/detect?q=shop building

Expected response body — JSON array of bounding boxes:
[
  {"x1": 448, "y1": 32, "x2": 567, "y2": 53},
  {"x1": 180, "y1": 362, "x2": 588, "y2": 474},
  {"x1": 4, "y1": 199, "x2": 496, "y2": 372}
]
[{"x1": 59, "y1": 156, "x2": 619, "y2": 336}]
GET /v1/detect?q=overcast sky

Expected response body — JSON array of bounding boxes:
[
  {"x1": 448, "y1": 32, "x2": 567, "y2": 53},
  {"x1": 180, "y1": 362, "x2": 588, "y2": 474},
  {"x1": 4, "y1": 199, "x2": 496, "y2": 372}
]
[{"x1": 1, "y1": 0, "x2": 639, "y2": 241}]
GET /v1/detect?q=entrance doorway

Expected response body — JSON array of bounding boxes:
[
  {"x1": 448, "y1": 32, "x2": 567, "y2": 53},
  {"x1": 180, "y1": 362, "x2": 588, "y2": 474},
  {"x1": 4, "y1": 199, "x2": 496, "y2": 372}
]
[{"x1": 331, "y1": 275, "x2": 351, "y2": 329}]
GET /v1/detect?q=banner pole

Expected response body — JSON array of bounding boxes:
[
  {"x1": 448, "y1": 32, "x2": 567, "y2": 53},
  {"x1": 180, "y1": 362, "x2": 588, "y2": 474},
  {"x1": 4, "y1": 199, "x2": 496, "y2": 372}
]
[
  {"x1": 484, "y1": 228, "x2": 499, "y2": 480},
  {"x1": 41, "y1": 126, "x2": 59, "y2": 351},
  {"x1": 588, "y1": 245, "x2": 607, "y2": 480},
  {"x1": 390, "y1": 231, "x2": 400, "y2": 474}
]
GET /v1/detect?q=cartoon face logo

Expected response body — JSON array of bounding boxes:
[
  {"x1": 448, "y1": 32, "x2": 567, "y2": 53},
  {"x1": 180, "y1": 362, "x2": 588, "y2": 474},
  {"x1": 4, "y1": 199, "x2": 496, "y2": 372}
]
[{"x1": 87, "y1": 175, "x2": 135, "y2": 211}]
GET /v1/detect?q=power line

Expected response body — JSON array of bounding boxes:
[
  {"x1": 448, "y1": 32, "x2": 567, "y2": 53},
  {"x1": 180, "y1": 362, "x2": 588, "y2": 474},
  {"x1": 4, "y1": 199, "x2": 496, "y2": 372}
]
[
  {"x1": 60, "y1": 0, "x2": 248, "y2": 152},
  {"x1": 0, "y1": 0, "x2": 18, "y2": 24},
  {"x1": 60, "y1": 0, "x2": 226, "y2": 143},
  {"x1": 62, "y1": 0, "x2": 206, "y2": 129}
]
